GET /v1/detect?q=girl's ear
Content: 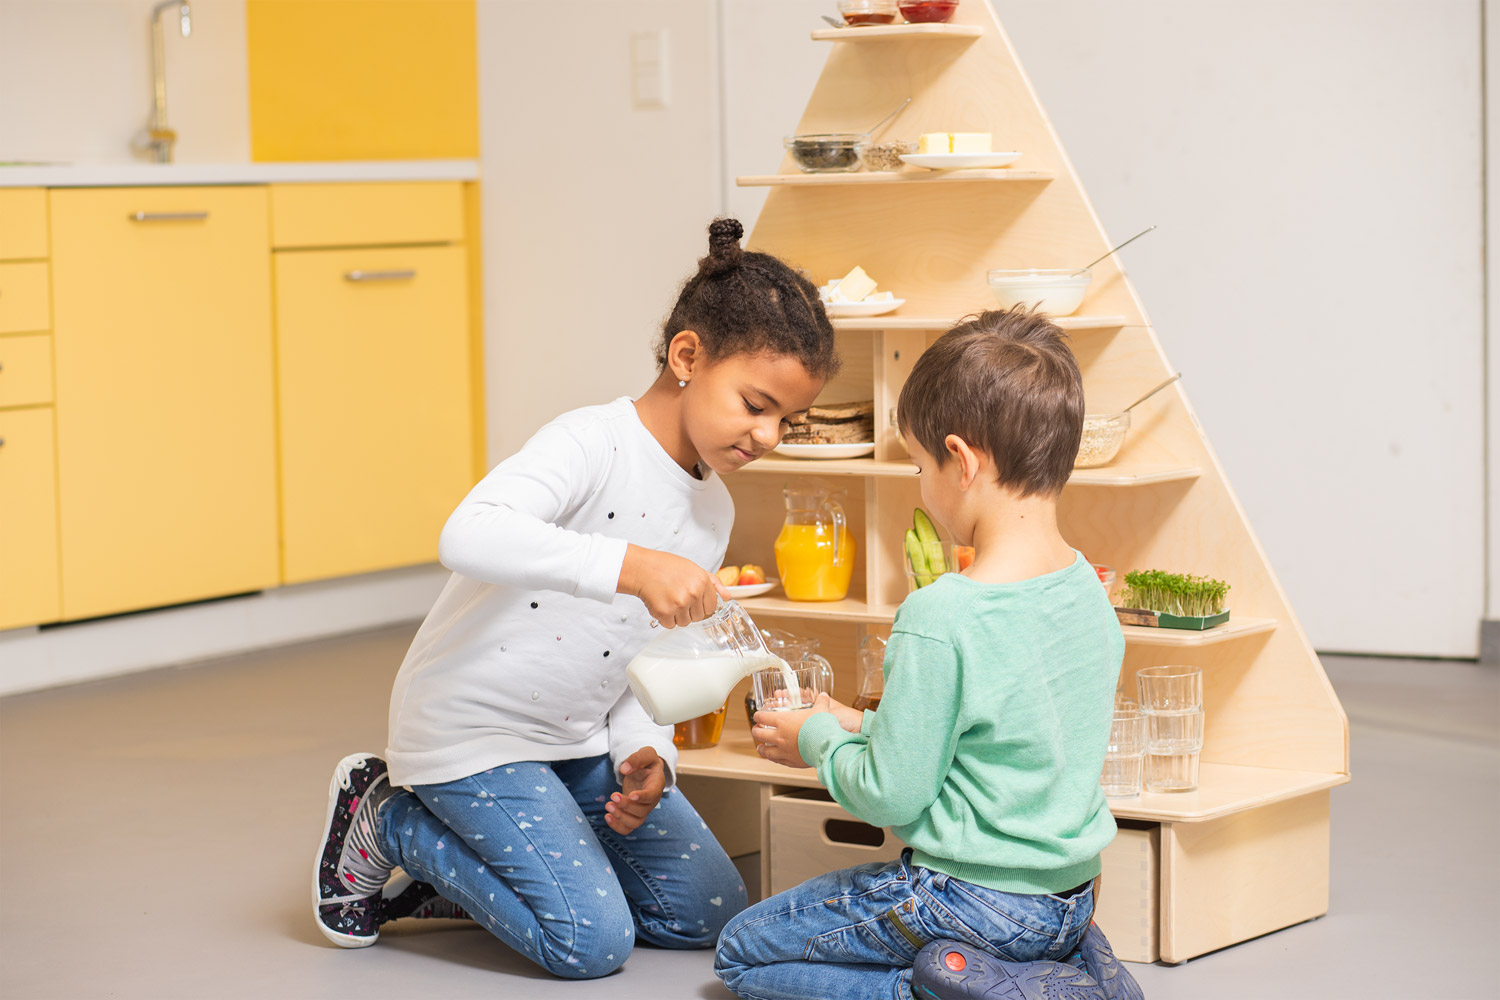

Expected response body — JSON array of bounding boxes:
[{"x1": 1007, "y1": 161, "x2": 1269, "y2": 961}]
[
  {"x1": 666, "y1": 330, "x2": 703, "y2": 383},
  {"x1": 944, "y1": 434, "x2": 984, "y2": 489}
]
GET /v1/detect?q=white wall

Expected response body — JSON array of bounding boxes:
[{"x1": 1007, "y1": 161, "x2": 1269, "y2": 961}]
[
  {"x1": 476, "y1": 0, "x2": 723, "y2": 462},
  {"x1": 719, "y1": 0, "x2": 1486, "y2": 658},
  {"x1": 0, "y1": 0, "x2": 249, "y2": 164},
  {"x1": 1486, "y1": 0, "x2": 1500, "y2": 629}
]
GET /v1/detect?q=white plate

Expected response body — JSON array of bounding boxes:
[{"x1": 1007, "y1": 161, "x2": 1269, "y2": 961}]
[
  {"x1": 772, "y1": 442, "x2": 876, "y2": 460},
  {"x1": 823, "y1": 297, "x2": 905, "y2": 318},
  {"x1": 725, "y1": 579, "x2": 778, "y2": 600},
  {"x1": 899, "y1": 151, "x2": 1022, "y2": 169}
]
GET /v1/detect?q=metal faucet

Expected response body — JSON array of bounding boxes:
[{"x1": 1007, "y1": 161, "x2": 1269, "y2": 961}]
[{"x1": 143, "y1": 1, "x2": 192, "y2": 162}]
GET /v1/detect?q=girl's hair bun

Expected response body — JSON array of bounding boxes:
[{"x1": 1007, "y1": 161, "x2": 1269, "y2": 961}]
[{"x1": 704, "y1": 218, "x2": 745, "y2": 274}]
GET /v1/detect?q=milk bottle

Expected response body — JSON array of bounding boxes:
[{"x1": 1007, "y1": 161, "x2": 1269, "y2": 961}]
[{"x1": 626, "y1": 601, "x2": 798, "y2": 726}]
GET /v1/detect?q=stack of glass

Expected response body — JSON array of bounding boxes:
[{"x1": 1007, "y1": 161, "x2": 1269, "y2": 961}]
[{"x1": 1136, "y1": 665, "x2": 1204, "y2": 792}]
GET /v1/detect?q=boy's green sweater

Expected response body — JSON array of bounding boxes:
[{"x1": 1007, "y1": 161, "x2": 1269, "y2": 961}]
[{"x1": 798, "y1": 551, "x2": 1125, "y2": 895}]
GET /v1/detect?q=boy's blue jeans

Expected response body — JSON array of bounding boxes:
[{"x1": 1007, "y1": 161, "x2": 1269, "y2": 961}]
[
  {"x1": 376, "y1": 753, "x2": 747, "y2": 979},
  {"x1": 715, "y1": 850, "x2": 1095, "y2": 1000}
]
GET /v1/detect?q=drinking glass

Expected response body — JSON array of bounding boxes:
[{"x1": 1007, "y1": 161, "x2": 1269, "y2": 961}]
[
  {"x1": 1146, "y1": 708, "x2": 1204, "y2": 753},
  {"x1": 1101, "y1": 708, "x2": 1146, "y2": 797},
  {"x1": 1135, "y1": 665, "x2": 1202, "y2": 713},
  {"x1": 749, "y1": 656, "x2": 833, "y2": 713},
  {"x1": 1145, "y1": 750, "x2": 1201, "y2": 792}
]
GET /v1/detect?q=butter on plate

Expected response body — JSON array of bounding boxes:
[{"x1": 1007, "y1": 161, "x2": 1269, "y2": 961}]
[{"x1": 917, "y1": 132, "x2": 992, "y2": 154}]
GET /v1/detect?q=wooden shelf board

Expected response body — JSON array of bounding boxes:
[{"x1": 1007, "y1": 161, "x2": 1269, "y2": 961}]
[
  {"x1": 740, "y1": 595, "x2": 1275, "y2": 647},
  {"x1": 810, "y1": 24, "x2": 984, "y2": 41},
  {"x1": 678, "y1": 735, "x2": 1348, "y2": 824},
  {"x1": 736, "y1": 169, "x2": 1052, "y2": 188},
  {"x1": 831, "y1": 315, "x2": 1130, "y2": 332},
  {"x1": 1121, "y1": 616, "x2": 1278, "y2": 646},
  {"x1": 735, "y1": 457, "x2": 1201, "y2": 486}
]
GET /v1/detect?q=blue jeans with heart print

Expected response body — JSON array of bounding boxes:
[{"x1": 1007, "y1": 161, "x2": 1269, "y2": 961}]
[
  {"x1": 715, "y1": 849, "x2": 1096, "y2": 1000},
  {"x1": 376, "y1": 753, "x2": 747, "y2": 979}
]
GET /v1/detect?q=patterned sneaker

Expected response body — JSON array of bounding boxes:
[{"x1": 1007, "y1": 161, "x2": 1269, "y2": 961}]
[
  {"x1": 312, "y1": 753, "x2": 398, "y2": 948},
  {"x1": 1075, "y1": 923, "x2": 1144, "y2": 1000},
  {"x1": 912, "y1": 940, "x2": 1104, "y2": 1000},
  {"x1": 379, "y1": 872, "x2": 471, "y2": 925}
]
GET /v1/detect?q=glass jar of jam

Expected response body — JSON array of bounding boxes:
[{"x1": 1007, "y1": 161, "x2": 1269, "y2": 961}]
[
  {"x1": 898, "y1": 0, "x2": 959, "y2": 23},
  {"x1": 838, "y1": 0, "x2": 898, "y2": 26}
]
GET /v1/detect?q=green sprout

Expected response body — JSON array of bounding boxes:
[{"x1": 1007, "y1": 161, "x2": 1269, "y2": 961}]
[{"x1": 1118, "y1": 569, "x2": 1230, "y2": 618}]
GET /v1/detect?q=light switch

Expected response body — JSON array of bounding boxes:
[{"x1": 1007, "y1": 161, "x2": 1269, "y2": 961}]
[{"x1": 631, "y1": 29, "x2": 669, "y2": 110}]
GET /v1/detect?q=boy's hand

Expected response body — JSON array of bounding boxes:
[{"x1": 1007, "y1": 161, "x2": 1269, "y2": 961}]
[
  {"x1": 820, "y1": 694, "x2": 866, "y2": 734},
  {"x1": 752, "y1": 693, "x2": 838, "y2": 768},
  {"x1": 605, "y1": 746, "x2": 666, "y2": 835},
  {"x1": 618, "y1": 544, "x2": 732, "y2": 627}
]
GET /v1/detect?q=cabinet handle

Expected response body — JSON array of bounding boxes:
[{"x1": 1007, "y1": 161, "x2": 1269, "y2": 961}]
[
  {"x1": 129, "y1": 211, "x2": 210, "y2": 222},
  {"x1": 345, "y1": 269, "x2": 417, "y2": 283}
]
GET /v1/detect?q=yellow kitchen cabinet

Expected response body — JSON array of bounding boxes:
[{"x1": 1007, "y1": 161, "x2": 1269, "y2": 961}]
[
  {"x1": 0, "y1": 407, "x2": 61, "y2": 629},
  {"x1": 0, "y1": 188, "x2": 49, "y2": 260},
  {"x1": 0, "y1": 334, "x2": 54, "y2": 408},
  {"x1": 0, "y1": 262, "x2": 52, "y2": 333},
  {"x1": 49, "y1": 187, "x2": 279, "y2": 620},
  {"x1": 274, "y1": 244, "x2": 472, "y2": 583}
]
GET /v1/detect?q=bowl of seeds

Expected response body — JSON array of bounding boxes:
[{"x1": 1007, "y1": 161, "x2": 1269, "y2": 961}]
[
  {"x1": 861, "y1": 139, "x2": 917, "y2": 172},
  {"x1": 1075, "y1": 411, "x2": 1130, "y2": 468},
  {"x1": 785, "y1": 134, "x2": 868, "y2": 173}
]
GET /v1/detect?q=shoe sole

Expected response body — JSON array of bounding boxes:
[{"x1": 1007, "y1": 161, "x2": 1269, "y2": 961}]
[{"x1": 311, "y1": 752, "x2": 381, "y2": 948}]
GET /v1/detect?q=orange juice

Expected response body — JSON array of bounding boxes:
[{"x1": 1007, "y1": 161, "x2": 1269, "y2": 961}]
[{"x1": 775, "y1": 522, "x2": 855, "y2": 601}]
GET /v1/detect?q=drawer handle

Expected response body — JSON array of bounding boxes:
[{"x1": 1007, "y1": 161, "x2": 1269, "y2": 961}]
[
  {"x1": 129, "y1": 211, "x2": 210, "y2": 222},
  {"x1": 345, "y1": 269, "x2": 417, "y2": 283}
]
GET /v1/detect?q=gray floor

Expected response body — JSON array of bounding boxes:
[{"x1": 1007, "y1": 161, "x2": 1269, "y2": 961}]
[{"x1": 1, "y1": 626, "x2": 1496, "y2": 999}]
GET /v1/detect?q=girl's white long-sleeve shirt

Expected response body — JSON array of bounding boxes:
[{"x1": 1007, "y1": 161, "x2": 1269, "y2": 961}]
[{"x1": 385, "y1": 396, "x2": 734, "y2": 789}]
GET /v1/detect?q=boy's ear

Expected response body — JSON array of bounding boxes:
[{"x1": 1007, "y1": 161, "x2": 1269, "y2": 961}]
[
  {"x1": 667, "y1": 330, "x2": 702, "y2": 381},
  {"x1": 944, "y1": 434, "x2": 985, "y2": 488}
]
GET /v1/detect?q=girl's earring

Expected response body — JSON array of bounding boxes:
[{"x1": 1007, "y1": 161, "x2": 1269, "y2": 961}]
[{"x1": 678, "y1": 379, "x2": 687, "y2": 388}]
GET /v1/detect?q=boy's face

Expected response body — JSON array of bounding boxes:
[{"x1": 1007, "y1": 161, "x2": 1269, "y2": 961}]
[
  {"x1": 906, "y1": 437, "x2": 972, "y2": 546},
  {"x1": 685, "y1": 349, "x2": 824, "y2": 476}
]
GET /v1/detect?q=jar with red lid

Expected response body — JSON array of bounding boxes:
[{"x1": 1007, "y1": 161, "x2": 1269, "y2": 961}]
[{"x1": 898, "y1": 0, "x2": 959, "y2": 23}]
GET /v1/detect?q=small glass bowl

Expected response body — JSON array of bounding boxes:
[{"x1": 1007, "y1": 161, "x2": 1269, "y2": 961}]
[
  {"x1": 839, "y1": 0, "x2": 898, "y2": 25},
  {"x1": 898, "y1": 0, "x2": 960, "y2": 23},
  {"x1": 986, "y1": 268, "x2": 1092, "y2": 316},
  {"x1": 861, "y1": 139, "x2": 917, "y2": 172},
  {"x1": 1075, "y1": 412, "x2": 1130, "y2": 468},
  {"x1": 785, "y1": 134, "x2": 868, "y2": 173}
]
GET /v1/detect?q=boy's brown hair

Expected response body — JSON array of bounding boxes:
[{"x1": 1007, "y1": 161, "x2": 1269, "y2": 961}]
[{"x1": 898, "y1": 307, "x2": 1084, "y2": 498}]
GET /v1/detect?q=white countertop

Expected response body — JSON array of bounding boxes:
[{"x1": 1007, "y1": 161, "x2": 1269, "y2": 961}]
[{"x1": 0, "y1": 159, "x2": 480, "y2": 188}]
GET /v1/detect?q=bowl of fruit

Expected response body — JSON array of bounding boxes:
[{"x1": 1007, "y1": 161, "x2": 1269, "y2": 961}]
[{"x1": 716, "y1": 563, "x2": 778, "y2": 599}]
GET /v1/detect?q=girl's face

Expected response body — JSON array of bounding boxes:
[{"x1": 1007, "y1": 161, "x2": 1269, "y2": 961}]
[{"x1": 684, "y1": 350, "x2": 825, "y2": 475}]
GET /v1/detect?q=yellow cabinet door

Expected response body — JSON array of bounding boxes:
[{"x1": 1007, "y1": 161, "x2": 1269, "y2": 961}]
[
  {"x1": 0, "y1": 407, "x2": 62, "y2": 630},
  {"x1": 275, "y1": 245, "x2": 472, "y2": 584},
  {"x1": 50, "y1": 188, "x2": 279, "y2": 620}
]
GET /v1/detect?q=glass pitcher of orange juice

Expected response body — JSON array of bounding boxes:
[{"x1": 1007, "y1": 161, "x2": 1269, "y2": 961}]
[{"x1": 775, "y1": 483, "x2": 855, "y2": 601}]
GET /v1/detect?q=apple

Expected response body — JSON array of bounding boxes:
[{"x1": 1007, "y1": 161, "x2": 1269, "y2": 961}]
[
  {"x1": 716, "y1": 566, "x2": 741, "y2": 587},
  {"x1": 738, "y1": 564, "x2": 766, "y2": 586}
]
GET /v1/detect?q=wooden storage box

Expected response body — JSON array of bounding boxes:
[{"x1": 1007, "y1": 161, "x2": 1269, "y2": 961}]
[
  {"x1": 1095, "y1": 820, "x2": 1159, "y2": 964},
  {"x1": 768, "y1": 789, "x2": 905, "y2": 894}
]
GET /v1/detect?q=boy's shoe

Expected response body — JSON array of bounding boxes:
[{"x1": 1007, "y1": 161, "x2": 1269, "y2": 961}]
[
  {"x1": 379, "y1": 872, "x2": 471, "y2": 924},
  {"x1": 913, "y1": 940, "x2": 1104, "y2": 1000},
  {"x1": 1074, "y1": 923, "x2": 1144, "y2": 1000},
  {"x1": 312, "y1": 753, "x2": 398, "y2": 948}
]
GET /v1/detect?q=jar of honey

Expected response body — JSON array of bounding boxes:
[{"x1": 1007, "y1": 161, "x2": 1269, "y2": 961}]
[{"x1": 774, "y1": 484, "x2": 855, "y2": 602}]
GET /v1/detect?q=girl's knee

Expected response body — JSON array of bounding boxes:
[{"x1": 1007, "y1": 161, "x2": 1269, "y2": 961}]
[
  {"x1": 533, "y1": 903, "x2": 635, "y2": 979},
  {"x1": 538, "y1": 941, "x2": 632, "y2": 980}
]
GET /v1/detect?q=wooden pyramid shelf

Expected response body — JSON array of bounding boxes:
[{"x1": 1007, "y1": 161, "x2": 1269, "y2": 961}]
[{"x1": 678, "y1": 0, "x2": 1348, "y2": 966}]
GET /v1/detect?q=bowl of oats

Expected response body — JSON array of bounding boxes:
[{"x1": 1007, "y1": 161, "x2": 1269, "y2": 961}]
[{"x1": 1075, "y1": 411, "x2": 1130, "y2": 468}]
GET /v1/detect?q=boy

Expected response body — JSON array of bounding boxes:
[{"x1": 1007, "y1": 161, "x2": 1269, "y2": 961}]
[{"x1": 715, "y1": 309, "x2": 1143, "y2": 1000}]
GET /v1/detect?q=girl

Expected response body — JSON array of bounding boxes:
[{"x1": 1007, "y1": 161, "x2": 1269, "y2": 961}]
[{"x1": 311, "y1": 218, "x2": 838, "y2": 980}]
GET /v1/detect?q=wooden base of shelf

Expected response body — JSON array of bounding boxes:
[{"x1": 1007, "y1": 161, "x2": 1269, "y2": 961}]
[
  {"x1": 736, "y1": 169, "x2": 1052, "y2": 187},
  {"x1": 676, "y1": 722, "x2": 1345, "y2": 824}
]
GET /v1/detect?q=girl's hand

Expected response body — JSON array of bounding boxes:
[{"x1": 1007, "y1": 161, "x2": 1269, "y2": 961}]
[
  {"x1": 605, "y1": 746, "x2": 667, "y2": 835},
  {"x1": 618, "y1": 544, "x2": 732, "y2": 628}
]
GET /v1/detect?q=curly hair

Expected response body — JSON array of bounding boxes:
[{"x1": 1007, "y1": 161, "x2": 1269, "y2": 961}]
[{"x1": 655, "y1": 218, "x2": 840, "y2": 380}]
